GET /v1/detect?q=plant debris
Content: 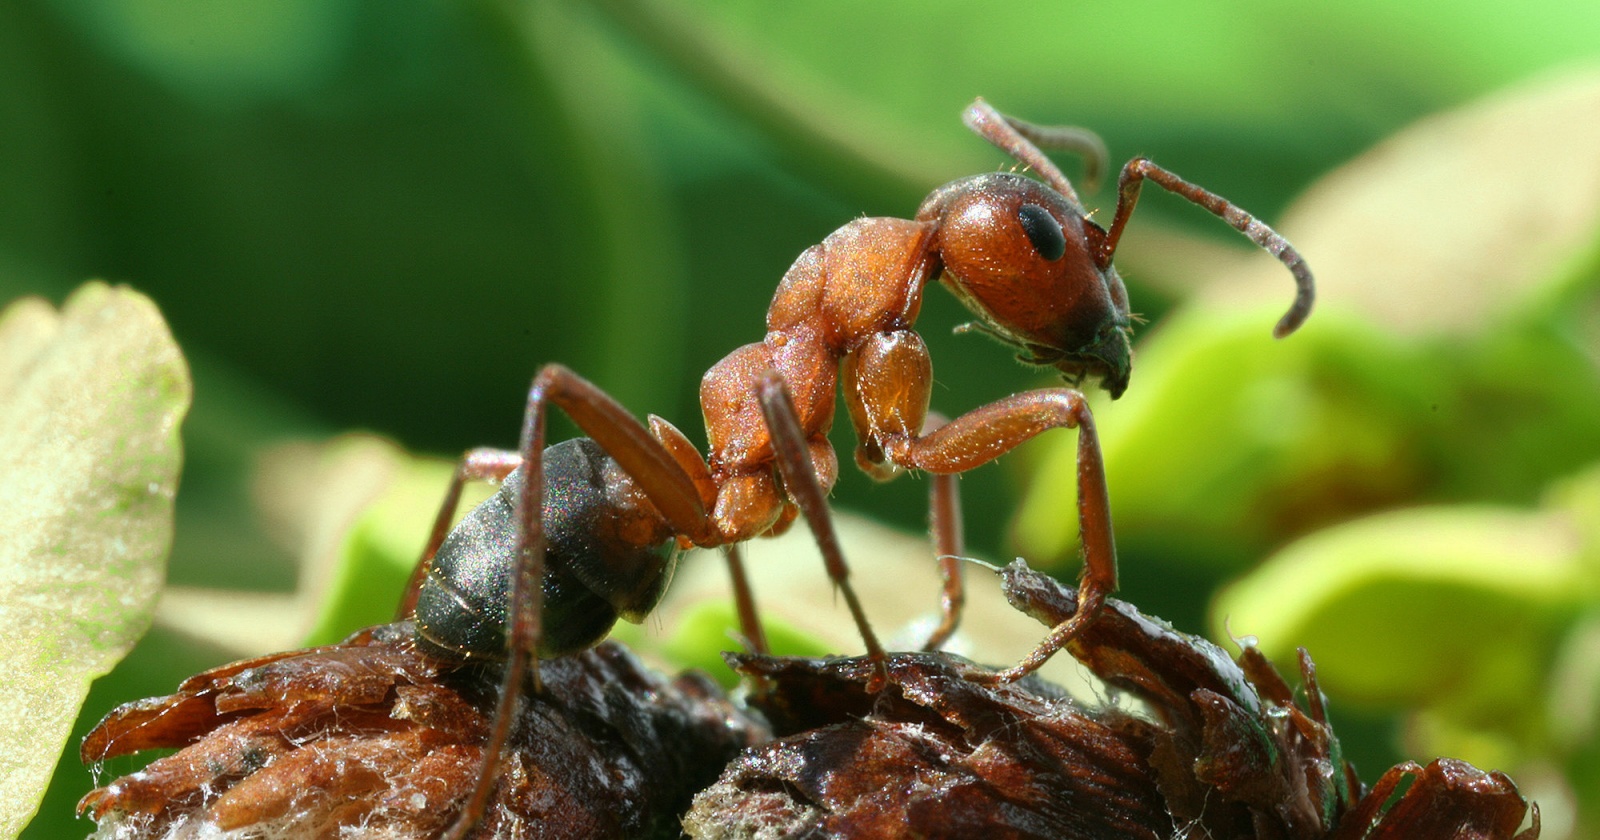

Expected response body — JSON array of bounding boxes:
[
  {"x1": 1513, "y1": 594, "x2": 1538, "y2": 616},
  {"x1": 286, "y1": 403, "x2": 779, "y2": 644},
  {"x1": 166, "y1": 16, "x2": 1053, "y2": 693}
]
[
  {"x1": 80, "y1": 563, "x2": 1540, "y2": 839},
  {"x1": 79, "y1": 625, "x2": 766, "y2": 839},
  {"x1": 684, "y1": 560, "x2": 1540, "y2": 840}
]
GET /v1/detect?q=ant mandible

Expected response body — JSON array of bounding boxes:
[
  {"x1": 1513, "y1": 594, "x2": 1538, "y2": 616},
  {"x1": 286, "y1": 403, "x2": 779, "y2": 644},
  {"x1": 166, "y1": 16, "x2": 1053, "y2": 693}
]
[{"x1": 404, "y1": 98, "x2": 1314, "y2": 837}]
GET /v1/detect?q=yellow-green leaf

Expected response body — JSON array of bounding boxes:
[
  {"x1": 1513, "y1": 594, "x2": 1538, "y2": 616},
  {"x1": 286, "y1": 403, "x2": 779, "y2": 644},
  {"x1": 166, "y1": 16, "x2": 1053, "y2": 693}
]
[
  {"x1": 1212, "y1": 505, "x2": 1588, "y2": 724},
  {"x1": 0, "y1": 283, "x2": 189, "y2": 835}
]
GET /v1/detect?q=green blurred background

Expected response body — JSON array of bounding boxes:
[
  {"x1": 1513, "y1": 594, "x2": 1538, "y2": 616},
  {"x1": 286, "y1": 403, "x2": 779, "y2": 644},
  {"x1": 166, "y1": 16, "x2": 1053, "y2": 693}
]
[{"x1": 6, "y1": 0, "x2": 1600, "y2": 835}]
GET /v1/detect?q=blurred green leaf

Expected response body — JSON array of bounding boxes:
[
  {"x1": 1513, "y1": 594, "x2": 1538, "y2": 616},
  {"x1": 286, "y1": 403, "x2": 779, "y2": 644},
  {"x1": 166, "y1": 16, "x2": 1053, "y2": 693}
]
[
  {"x1": 1212, "y1": 461, "x2": 1600, "y2": 814},
  {"x1": 0, "y1": 282, "x2": 188, "y2": 835},
  {"x1": 3, "y1": 0, "x2": 654, "y2": 452},
  {"x1": 1218, "y1": 67, "x2": 1600, "y2": 339},
  {"x1": 1015, "y1": 308, "x2": 1434, "y2": 568},
  {"x1": 611, "y1": 600, "x2": 833, "y2": 690},
  {"x1": 1549, "y1": 462, "x2": 1600, "y2": 563},
  {"x1": 603, "y1": 0, "x2": 1600, "y2": 219},
  {"x1": 1212, "y1": 467, "x2": 1600, "y2": 832},
  {"x1": 1213, "y1": 506, "x2": 1587, "y2": 716},
  {"x1": 46, "y1": 0, "x2": 356, "y2": 101},
  {"x1": 299, "y1": 438, "x2": 493, "y2": 647},
  {"x1": 1546, "y1": 605, "x2": 1600, "y2": 815}
]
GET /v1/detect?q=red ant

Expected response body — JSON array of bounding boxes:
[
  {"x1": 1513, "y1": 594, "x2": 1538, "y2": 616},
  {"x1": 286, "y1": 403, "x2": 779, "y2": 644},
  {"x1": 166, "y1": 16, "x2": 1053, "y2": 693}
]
[{"x1": 402, "y1": 98, "x2": 1313, "y2": 837}]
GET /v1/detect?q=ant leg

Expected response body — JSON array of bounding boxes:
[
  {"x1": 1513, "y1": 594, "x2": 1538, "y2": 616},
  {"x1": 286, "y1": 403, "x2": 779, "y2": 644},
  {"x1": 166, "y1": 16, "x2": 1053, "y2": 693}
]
[
  {"x1": 920, "y1": 472, "x2": 964, "y2": 651},
  {"x1": 524, "y1": 366, "x2": 712, "y2": 538},
  {"x1": 1099, "y1": 157, "x2": 1314, "y2": 338},
  {"x1": 645, "y1": 415, "x2": 767, "y2": 650},
  {"x1": 884, "y1": 389, "x2": 1115, "y2": 683},
  {"x1": 723, "y1": 543, "x2": 769, "y2": 654},
  {"x1": 840, "y1": 334, "x2": 966, "y2": 651},
  {"x1": 396, "y1": 447, "x2": 522, "y2": 619},
  {"x1": 756, "y1": 369, "x2": 886, "y2": 669},
  {"x1": 440, "y1": 403, "x2": 553, "y2": 839},
  {"x1": 443, "y1": 364, "x2": 715, "y2": 839},
  {"x1": 920, "y1": 413, "x2": 965, "y2": 652},
  {"x1": 1335, "y1": 761, "x2": 1424, "y2": 836}
]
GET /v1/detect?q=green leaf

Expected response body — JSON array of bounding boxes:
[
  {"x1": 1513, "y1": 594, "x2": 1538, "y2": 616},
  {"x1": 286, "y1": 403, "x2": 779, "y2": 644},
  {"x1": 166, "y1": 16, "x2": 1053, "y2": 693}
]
[
  {"x1": 1211, "y1": 504, "x2": 1589, "y2": 729},
  {"x1": 600, "y1": 0, "x2": 1600, "y2": 218},
  {"x1": 613, "y1": 600, "x2": 832, "y2": 690},
  {"x1": 1212, "y1": 67, "x2": 1600, "y2": 339},
  {"x1": 1012, "y1": 307, "x2": 1435, "y2": 569},
  {"x1": 45, "y1": 0, "x2": 356, "y2": 101},
  {"x1": 0, "y1": 282, "x2": 189, "y2": 835},
  {"x1": 299, "y1": 438, "x2": 490, "y2": 648}
]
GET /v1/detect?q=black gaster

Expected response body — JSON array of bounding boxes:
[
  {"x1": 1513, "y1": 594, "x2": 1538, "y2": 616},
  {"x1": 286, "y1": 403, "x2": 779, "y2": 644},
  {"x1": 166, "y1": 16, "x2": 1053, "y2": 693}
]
[{"x1": 413, "y1": 438, "x2": 678, "y2": 662}]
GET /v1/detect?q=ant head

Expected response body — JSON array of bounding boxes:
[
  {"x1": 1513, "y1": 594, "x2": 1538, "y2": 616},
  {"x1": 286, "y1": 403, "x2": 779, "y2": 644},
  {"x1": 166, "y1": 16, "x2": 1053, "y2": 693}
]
[{"x1": 918, "y1": 172, "x2": 1133, "y2": 398}]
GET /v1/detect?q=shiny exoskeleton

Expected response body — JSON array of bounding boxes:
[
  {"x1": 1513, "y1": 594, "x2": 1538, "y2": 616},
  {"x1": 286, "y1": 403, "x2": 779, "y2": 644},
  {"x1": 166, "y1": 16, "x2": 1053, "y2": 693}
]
[
  {"x1": 411, "y1": 438, "x2": 678, "y2": 664},
  {"x1": 412, "y1": 98, "x2": 1314, "y2": 838}
]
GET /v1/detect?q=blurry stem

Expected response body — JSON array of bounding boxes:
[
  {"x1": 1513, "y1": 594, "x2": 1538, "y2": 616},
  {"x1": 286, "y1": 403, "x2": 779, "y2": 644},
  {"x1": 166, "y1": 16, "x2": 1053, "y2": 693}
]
[
  {"x1": 507, "y1": 0, "x2": 691, "y2": 419},
  {"x1": 583, "y1": 0, "x2": 938, "y2": 208}
]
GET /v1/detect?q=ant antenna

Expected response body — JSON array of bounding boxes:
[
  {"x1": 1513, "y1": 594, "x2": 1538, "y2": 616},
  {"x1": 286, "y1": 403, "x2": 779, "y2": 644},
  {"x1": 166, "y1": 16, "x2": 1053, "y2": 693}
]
[{"x1": 963, "y1": 98, "x2": 1109, "y2": 202}]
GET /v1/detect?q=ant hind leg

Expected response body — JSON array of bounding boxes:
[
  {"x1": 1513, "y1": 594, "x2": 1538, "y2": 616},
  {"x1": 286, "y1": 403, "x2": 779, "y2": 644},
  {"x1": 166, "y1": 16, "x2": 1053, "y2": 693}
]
[
  {"x1": 397, "y1": 447, "x2": 522, "y2": 619},
  {"x1": 440, "y1": 382, "x2": 558, "y2": 840},
  {"x1": 442, "y1": 363, "x2": 719, "y2": 838}
]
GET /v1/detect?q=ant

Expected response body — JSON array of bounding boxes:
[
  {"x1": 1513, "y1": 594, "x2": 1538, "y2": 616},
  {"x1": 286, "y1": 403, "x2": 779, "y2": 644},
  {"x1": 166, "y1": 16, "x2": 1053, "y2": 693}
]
[{"x1": 400, "y1": 98, "x2": 1314, "y2": 837}]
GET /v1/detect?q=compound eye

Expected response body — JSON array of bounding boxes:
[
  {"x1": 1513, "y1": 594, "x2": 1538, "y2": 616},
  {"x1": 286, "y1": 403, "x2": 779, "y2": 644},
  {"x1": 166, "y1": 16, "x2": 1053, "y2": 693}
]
[{"x1": 1017, "y1": 203, "x2": 1066, "y2": 261}]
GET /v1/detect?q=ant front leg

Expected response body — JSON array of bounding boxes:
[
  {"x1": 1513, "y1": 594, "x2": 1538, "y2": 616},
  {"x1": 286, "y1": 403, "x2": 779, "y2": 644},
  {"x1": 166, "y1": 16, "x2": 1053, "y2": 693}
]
[
  {"x1": 841, "y1": 335, "x2": 970, "y2": 653},
  {"x1": 891, "y1": 390, "x2": 1116, "y2": 683}
]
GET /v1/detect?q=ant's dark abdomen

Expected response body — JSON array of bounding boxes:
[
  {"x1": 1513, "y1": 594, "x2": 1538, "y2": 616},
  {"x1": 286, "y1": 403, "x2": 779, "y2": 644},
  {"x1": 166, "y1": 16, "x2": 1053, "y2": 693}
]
[{"x1": 414, "y1": 438, "x2": 680, "y2": 662}]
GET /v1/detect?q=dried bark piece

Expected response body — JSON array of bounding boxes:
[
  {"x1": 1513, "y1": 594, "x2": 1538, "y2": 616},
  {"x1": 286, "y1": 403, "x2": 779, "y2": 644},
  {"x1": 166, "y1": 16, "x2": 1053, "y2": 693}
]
[
  {"x1": 81, "y1": 562, "x2": 1540, "y2": 839},
  {"x1": 689, "y1": 652, "x2": 1172, "y2": 839},
  {"x1": 80, "y1": 623, "x2": 767, "y2": 839},
  {"x1": 685, "y1": 560, "x2": 1538, "y2": 840},
  {"x1": 1333, "y1": 758, "x2": 1541, "y2": 840}
]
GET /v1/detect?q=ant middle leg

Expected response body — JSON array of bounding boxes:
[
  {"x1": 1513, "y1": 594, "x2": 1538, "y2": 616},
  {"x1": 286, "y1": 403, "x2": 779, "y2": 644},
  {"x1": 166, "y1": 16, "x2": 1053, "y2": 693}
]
[
  {"x1": 921, "y1": 472, "x2": 965, "y2": 652},
  {"x1": 756, "y1": 369, "x2": 886, "y2": 669},
  {"x1": 721, "y1": 543, "x2": 769, "y2": 654},
  {"x1": 920, "y1": 413, "x2": 966, "y2": 653}
]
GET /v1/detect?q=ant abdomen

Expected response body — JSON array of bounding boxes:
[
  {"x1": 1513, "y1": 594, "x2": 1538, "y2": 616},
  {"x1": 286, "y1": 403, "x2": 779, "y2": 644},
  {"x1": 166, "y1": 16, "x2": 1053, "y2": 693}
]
[{"x1": 413, "y1": 437, "x2": 681, "y2": 662}]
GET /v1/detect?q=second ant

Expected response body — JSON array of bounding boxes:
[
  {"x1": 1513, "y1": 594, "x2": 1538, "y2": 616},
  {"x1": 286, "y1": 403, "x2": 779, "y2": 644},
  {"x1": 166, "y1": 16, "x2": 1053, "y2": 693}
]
[{"x1": 405, "y1": 98, "x2": 1314, "y2": 837}]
